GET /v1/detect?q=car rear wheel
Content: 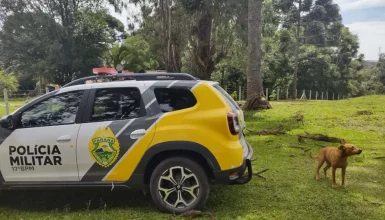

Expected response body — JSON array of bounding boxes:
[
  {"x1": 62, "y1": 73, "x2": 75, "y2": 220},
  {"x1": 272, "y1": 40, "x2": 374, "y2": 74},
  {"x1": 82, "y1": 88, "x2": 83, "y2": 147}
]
[{"x1": 149, "y1": 157, "x2": 209, "y2": 214}]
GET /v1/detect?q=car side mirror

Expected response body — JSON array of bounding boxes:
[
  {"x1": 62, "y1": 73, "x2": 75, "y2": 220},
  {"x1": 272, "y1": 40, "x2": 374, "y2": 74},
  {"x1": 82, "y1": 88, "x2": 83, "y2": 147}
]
[{"x1": 0, "y1": 115, "x2": 14, "y2": 130}]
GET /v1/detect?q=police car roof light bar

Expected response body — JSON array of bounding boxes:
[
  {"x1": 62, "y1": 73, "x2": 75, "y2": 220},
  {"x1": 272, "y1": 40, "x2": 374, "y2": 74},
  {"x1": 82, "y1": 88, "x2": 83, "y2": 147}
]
[{"x1": 62, "y1": 73, "x2": 198, "y2": 88}]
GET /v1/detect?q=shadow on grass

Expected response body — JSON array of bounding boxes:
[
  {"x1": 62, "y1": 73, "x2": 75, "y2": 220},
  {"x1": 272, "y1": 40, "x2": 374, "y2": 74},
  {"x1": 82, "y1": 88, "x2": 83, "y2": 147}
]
[
  {"x1": 245, "y1": 111, "x2": 304, "y2": 133},
  {"x1": 0, "y1": 188, "x2": 156, "y2": 212}
]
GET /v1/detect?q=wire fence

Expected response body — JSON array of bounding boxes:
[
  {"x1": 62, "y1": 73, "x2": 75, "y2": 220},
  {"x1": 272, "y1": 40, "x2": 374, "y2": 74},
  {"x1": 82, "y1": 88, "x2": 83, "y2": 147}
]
[
  {"x1": 0, "y1": 86, "x2": 348, "y2": 116},
  {"x1": 223, "y1": 85, "x2": 347, "y2": 102}
]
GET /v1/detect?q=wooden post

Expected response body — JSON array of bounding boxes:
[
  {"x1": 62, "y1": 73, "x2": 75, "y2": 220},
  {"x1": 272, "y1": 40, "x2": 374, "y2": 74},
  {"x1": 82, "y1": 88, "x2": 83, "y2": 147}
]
[
  {"x1": 338, "y1": 94, "x2": 340, "y2": 100},
  {"x1": 239, "y1": 86, "x2": 242, "y2": 101},
  {"x1": 266, "y1": 88, "x2": 269, "y2": 101},
  {"x1": 4, "y1": 89, "x2": 9, "y2": 115},
  {"x1": 321, "y1": 92, "x2": 324, "y2": 100},
  {"x1": 316, "y1": 91, "x2": 318, "y2": 100},
  {"x1": 309, "y1": 90, "x2": 312, "y2": 100},
  {"x1": 45, "y1": 87, "x2": 50, "y2": 94},
  {"x1": 300, "y1": 89, "x2": 306, "y2": 99},
  {"x1": 326, "y1": 92, "x2": 329, "y2": 100},
  {"x1": 295, "y1": 89, "x2": 297, "y2": 99},
  {"x1": 277, "y1": 88, "x2": 280, "y2": 100},
  {"x1": 286, "y1": 88, "x2": 289, "y2": 100}
]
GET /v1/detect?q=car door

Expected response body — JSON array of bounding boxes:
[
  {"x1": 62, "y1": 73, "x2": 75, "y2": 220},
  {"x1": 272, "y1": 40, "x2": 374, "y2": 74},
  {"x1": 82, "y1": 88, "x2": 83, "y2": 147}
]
[
  {"x1": 77, "y1": 83, "x2": 158, "y2": 182},
  {"x1": 0, "y1": 90, "x2": 86, "y2": 182}
]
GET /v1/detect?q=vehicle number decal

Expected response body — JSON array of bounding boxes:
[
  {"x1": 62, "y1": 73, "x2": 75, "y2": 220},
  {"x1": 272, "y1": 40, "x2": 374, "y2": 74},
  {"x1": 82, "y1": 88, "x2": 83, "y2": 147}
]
[{"x1": 12, "y1": 166, "x2": 35, "y2": 172}]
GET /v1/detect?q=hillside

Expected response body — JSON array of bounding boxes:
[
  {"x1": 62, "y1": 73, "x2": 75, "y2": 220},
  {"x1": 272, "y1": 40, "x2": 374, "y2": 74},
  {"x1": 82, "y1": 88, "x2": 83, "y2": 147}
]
[{"x1": 0, "y1": 96, "x2": 384, "y2": 219}]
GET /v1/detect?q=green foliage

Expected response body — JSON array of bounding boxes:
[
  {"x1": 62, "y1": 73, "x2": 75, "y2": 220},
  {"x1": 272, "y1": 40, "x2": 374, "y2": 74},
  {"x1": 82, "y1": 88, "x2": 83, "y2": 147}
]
[
  {"x1": 0, "y1": 70, "x2": 19, "y2": 92},
  {"x1": 377, "y1": 53, "x2": 385, "y2": 85},
  {"x1": 230, "y1": 91, "x2": 238, "y2": 100},
  {"x1": 0, "y1": 1, "x2": 124, "y2": 86},
  {"x1": 104, "y1": 36, "x2": 158, "y2": 72}
]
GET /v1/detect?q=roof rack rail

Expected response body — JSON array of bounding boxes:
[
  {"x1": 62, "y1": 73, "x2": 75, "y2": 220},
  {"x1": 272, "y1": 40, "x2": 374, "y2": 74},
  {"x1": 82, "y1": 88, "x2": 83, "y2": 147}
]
[{"x1": 62, "y1": 73, "x2": 198, "y2": 88}]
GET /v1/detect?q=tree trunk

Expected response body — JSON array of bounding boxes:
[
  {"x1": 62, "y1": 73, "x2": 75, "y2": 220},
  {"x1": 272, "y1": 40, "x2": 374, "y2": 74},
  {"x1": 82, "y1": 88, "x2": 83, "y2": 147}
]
[
  {"x1": 245, "y1": 0, "x2": 271, "y2": 110},
  {"x1": 192, "y1": 11, "x2": 213, "y2": 80},
  {"x1": 292, "y1": 0, "x2": 302, "y2": 99}
]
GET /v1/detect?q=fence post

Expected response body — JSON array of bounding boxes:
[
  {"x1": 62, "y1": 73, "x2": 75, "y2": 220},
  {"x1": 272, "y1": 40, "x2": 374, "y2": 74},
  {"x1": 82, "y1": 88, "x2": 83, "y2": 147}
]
[
  {"x1": 295, "y1": 89, "x2": 297, "y2": 99},
  {"x1": 238, "y1": 86, "x2": 242, "y2": 101},
  {"x1": 326, "y1": 92, "x2": 329, "y2": 100},
  {"x1": 45, "y1": 87, "x2": 50, "y2": 94},
  {"x1": 316, "y1": 91, "x2": 318, "y2": 100},
  {"x1": 266, "y1": 88, "x2": 269, "y2": 101},
  {"x1": 277, "y1": 88, "x2": 280, "y2": 100},
  {"x1": 321, "y1": 92, "x2": 324, "y2": 100},
  {"x1": 338, "y1": 94, "x2": 340, "y2": 100},
  {"x1": 309, "y1": 90, "x2": 312, "y2": 100},
  {"x1": 4, "y1": 89, "x2": 9, "y2": 115},
  {"x1": 286, "y1": 88, "x2": 289, "y2": 100},
  {"x1": 224, "y1": 85, "x2": 228, "y2": 92}
]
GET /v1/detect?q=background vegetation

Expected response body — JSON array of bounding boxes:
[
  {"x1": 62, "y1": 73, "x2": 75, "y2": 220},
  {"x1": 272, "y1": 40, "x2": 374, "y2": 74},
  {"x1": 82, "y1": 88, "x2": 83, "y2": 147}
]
[{"x1": 0, "y1": 0, "x2": 384, "y2": 97}]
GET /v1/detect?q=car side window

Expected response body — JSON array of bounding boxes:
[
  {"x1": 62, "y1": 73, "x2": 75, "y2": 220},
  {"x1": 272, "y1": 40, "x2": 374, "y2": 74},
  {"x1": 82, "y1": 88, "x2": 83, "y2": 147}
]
[
  {"x1": 21, "y1": 91, "x2": 84, "y2": 128},
  {"x1": 154, "y1": 88, "x2": 197, "y2": 113},
  {"x1": 91, "y1": 88, "x2": 142, "y2": 122}
]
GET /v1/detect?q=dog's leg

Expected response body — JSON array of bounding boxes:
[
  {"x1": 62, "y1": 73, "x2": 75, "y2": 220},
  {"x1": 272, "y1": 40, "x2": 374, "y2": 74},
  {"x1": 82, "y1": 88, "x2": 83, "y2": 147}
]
[
  {"x1": 332, "y1": 167, "x2": 337, "y2": 188},
  {"x1": 316, "y1": 159, "x2": 324, "y2": 180},
  {"x1": 323, "y1": 162, "x2": 331, "y2": 178},
  {"x1": 341, "y1": 167, "x2": 346, "y2": 187}
]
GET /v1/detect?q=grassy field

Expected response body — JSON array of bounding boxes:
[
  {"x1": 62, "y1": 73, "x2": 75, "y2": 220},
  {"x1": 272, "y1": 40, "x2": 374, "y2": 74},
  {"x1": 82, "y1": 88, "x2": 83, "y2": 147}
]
[
  {"x1": 0, "y1": 96, "x2": 384, "y2": 219},
  {"x1": 0, "y1": 99, "x2": 26, "y2": 116}
]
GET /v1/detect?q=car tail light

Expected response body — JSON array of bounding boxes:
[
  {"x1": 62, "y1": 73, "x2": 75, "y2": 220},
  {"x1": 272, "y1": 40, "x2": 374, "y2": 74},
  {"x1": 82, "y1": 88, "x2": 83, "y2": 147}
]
[{"x1": 227, "y1": 112, "x2": 240, "y2": 135}]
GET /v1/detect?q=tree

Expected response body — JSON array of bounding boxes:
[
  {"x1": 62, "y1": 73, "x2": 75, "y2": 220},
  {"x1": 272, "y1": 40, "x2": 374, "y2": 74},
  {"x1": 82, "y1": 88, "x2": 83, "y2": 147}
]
[
  {"x1": 276, "y1": 0, "x2": 312, "y2": 98},
  {"x1": 0, "y1": 12, "x2": 62, "y2": 89},
  {"x1": 245, "y1": 0, "x2": 271, "y2": 110},
  {"x1": 0, "y1": 70, "x2": 19, "y2": 92},
  {"x1": 130, "y1": 0, "x2": 190, "y2": 72},
  {"x1": 104, "y1": 36, "x2": 159, "y2": 72},
  {"x1": 377, "y1": 53, "x2": 385, "y2": 85},
  {"x1": 0, "y1": 0, "x2": 124, "y2": 86}
]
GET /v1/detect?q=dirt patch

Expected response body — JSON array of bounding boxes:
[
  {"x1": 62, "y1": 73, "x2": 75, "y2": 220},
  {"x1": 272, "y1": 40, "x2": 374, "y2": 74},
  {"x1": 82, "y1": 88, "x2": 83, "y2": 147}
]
[
  {"x1": 355, "y1": 110, "x2": 373, "y2": 116},
  {"x1": 298, "y1": 132, "x2": 344, "y2": 143},
  {"x1": 246, "y1": 127, "x2": 285, "y2": 136}
]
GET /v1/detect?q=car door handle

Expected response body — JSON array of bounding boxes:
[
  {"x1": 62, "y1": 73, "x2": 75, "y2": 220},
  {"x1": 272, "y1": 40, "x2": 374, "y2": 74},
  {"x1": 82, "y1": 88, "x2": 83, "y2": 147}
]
[
  {"x1": 57, "y1": 135, "x2": 72, "y2": 142},
  {"x1": 130, "y1": 129, "x2": 146, "y2": 139}
]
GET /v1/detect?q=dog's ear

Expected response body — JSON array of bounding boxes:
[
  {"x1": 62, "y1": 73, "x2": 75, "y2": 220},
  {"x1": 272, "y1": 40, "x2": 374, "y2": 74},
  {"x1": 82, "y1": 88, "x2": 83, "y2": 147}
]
[{"x1": 339, "y1": 145, "x2": 345, "y2": 151}]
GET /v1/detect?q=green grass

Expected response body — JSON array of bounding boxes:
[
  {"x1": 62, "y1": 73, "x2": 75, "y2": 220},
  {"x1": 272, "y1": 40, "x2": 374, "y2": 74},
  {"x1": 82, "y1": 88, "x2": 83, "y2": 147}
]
[
  {"x1": 0, "y1": 99, "x2": 26, "y2": 116},
  {"x1": 0, "y1": 96, "x2": 384, "y2": 219}
]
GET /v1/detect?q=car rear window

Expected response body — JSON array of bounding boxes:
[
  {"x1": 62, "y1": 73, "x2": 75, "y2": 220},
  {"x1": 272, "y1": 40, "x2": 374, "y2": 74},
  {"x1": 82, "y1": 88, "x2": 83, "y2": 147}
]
[
  {"x1": 154, "y1": 88, "x2": 197, "y2": 113},
  {"x1": 213, "y1": 84, "x2": 240, "y2": 110}
]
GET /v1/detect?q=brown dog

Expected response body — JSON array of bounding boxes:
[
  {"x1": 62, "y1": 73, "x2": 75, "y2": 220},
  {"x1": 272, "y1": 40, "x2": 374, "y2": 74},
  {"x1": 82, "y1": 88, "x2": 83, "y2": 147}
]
[{"x1": 315, "y1": 141, "x2": 362, "y2": 187}]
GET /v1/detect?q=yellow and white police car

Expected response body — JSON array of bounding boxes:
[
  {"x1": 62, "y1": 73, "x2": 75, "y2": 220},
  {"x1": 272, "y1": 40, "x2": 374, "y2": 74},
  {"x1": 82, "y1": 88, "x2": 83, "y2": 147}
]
[{"x1": 0, "y1": 73, "x2": 253, "y2": 213}]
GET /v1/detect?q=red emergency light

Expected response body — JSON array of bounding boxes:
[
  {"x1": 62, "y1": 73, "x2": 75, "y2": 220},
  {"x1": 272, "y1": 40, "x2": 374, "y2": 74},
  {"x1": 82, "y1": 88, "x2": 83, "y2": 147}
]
[{"x1": 92, "y1": 67, "x2": 134, "y2": 75}]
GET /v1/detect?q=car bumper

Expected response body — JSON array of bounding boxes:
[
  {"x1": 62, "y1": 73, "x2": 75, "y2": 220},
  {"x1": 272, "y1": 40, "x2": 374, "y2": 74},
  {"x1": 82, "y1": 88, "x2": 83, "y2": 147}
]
[{"x1": 213, "y1": 141, "x2": 254, "y2": 185}]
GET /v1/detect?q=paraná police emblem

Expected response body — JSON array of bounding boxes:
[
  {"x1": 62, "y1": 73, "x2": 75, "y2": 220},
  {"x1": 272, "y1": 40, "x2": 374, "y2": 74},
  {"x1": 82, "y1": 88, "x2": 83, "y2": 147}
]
[{"x1": 88, "y1": 127, "x2": 120, "y2": 168}]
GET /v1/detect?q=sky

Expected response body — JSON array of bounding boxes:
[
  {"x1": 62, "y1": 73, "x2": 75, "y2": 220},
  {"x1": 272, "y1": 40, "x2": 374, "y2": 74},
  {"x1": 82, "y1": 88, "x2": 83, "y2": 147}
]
[
  {"x1": 335, "y1": 0, "x2": 385, "y2": 60},
  {"x1": 109, "y1": 0, "x2": 385, "y2": 61}
]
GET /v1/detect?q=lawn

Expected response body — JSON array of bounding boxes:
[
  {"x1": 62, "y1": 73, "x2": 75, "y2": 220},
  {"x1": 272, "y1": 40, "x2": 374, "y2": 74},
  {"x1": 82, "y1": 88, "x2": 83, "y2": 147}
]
[
  {"x1": 0, "y1": 96, "x2": 384, "y2": 220},
  {"x1": 0, "y1": 99, "x2": 26, "y2": 116}
]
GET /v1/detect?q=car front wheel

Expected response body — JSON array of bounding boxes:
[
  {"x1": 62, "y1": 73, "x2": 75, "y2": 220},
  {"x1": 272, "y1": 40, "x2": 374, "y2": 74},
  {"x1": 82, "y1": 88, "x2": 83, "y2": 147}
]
[{"x1": 149, "y1": 157, "x2": 209, "y2": 214}]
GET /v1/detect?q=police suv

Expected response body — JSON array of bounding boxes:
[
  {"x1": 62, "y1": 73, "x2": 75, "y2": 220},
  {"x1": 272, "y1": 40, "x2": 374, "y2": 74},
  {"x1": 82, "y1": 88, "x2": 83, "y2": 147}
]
[{"x1": 0, "y1": 73, "x2": 253, "y2": 213}]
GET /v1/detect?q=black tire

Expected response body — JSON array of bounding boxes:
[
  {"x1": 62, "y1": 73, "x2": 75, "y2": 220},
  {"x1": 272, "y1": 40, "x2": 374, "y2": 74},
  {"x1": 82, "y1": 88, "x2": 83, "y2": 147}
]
[{"x1": 149, "y1": 157, "x2": 210, "y2": 214}]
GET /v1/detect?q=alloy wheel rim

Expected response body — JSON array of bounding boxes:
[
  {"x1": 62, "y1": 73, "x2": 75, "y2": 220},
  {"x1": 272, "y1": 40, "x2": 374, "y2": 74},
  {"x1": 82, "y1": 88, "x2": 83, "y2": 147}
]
[{"x1": 158, "y1": 166, "x2": 200, "y2": 208}]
